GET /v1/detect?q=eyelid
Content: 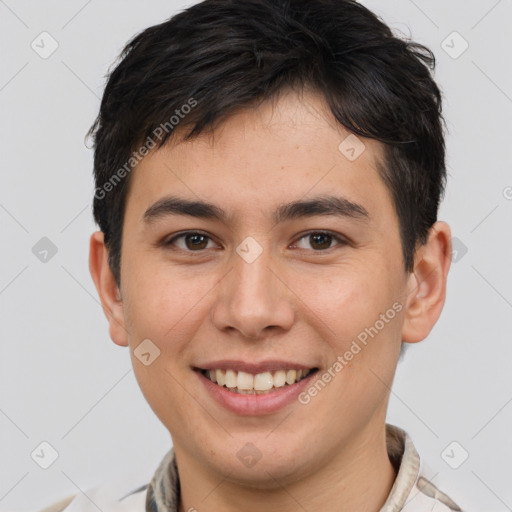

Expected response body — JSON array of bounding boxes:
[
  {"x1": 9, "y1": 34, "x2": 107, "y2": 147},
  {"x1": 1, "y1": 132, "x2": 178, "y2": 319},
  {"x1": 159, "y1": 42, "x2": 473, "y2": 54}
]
[
  {"x1": 291, "y1": 230, "x2": 348, "y2": 250},
  {"x1": 164, "y1": 230, "x2": 219, "y2": 249},
  {"x1": 163, "y1": 229, "x2": 349, "y2": 252}
]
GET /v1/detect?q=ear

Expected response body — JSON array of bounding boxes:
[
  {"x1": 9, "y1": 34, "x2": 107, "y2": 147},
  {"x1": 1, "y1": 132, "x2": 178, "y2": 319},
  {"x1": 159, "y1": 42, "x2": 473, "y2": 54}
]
[
  {"x1": 89, "y1": 231, "x2": 129, "y2": 347},
  {"x1": 402, "y1": 221, "x2": 452, "y2": 344}
]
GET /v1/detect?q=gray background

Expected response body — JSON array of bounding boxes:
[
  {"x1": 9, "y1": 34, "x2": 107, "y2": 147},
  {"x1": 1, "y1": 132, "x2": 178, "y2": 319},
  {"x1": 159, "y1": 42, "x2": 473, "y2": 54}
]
[{"x1": 1, "y1": 1, "x2": 511, "y2": 511}]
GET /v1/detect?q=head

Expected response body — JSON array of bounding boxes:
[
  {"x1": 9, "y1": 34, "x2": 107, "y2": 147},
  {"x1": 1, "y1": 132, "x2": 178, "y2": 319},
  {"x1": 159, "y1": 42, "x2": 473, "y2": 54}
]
[{"x1": 89, "y1": 0, "x2": 451, "y2": 488}]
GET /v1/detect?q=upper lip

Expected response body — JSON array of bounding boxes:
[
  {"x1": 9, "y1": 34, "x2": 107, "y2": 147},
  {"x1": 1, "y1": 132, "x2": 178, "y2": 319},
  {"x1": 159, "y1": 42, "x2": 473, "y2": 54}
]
[{"x1": 194, "y1": 360, "x2": 317, "y2": 374}]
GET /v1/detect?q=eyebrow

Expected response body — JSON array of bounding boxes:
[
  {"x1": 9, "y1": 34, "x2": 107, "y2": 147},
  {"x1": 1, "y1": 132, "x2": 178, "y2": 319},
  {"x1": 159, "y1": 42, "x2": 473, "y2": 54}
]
[{"x1": 143, "y1": 194, "x2": 370, "y2": 225}]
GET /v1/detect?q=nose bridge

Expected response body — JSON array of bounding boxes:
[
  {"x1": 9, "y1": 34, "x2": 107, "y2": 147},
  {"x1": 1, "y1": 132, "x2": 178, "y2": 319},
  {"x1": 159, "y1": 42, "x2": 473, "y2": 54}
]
[
  {"x1": 234, "y1": 248, "x2": 275, "y2": 307},
  {"x1": 211, "y1": 238, "x2": 294, "y2": 339}
]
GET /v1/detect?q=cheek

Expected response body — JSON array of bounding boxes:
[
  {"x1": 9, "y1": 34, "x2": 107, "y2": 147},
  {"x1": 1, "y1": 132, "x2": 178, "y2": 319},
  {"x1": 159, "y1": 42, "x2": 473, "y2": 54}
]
[
  {"x1": 296, "y1": 263, "x2": 404, "y2": 406},
  {"x1": 292, "y1": 263, "x2": 396, "y2": 341},
  {"x1": 121, "y1": 252, "x2": 208, "y2": 343},
  {"x1": 120, "y1": 262, "x2": 205, "y2": 427}
]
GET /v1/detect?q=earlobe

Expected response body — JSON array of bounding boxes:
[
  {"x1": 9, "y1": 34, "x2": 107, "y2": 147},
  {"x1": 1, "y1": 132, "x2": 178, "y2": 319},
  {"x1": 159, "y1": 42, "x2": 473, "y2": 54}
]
[
  {"x1": 401, "y1": 221, "x2": 452, "y2": 344},
  {"x1": 89, "y1": 231, "x2": 129, "y2": 347}
]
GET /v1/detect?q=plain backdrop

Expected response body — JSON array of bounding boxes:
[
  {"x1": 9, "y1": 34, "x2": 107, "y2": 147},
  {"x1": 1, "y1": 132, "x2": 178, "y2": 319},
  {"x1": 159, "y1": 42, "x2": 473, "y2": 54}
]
[{"x1": 1, "y1": 1, "x2": 511, "y2": 511}]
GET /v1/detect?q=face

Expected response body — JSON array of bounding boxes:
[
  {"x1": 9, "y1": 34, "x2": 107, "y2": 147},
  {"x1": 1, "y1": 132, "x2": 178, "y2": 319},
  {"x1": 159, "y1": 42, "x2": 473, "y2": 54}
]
[{"x1": 107, "y1": 89, "x2": 415, "y2": 485}]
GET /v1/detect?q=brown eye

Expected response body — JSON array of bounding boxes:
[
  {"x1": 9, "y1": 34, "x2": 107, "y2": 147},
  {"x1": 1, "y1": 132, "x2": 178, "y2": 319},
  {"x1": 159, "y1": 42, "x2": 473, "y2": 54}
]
[
  {"x1": 184, "y1": 233, "x2": 209, "y2": 250},
  {"x1": 293, "y1": 231, "x2": 345, "y2": 251},
  {"x1": 166, "y1": 232, "x2": 215, "y2": 251},
  {"x1": 309, "y1": 233, "x2": 333, "y2": 250}
]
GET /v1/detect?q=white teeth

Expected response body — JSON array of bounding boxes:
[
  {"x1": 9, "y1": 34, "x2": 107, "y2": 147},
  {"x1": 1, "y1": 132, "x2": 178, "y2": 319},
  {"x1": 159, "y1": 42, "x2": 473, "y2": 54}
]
[
  {"x1": 225, "y1": 369, "x2": 237, "y2": 388},
  {"x1": 286, "y1": 370, "x2": 297, "y2": 385},
  {"x1": 273, "y1": 370, "x2": 287, "y2": 388},
  {"x1": 253, "y1": 372, "x2": 273, "y2": 391},
  {"x1": 215, "y1": 369, "x2": 225, "y2": 386},
  {"x1": 203, "y1": 368, "x2": 313, "y2": 393},
  {"x1": 237, "y1": 371, "x2": 254, "y2": 390}
]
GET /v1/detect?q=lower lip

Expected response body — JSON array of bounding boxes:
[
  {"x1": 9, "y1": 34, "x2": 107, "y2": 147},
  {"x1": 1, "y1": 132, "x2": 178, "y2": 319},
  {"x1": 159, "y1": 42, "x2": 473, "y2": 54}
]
[{"x1": 195, "y1": 370, "x2": 318, "y2": 416}]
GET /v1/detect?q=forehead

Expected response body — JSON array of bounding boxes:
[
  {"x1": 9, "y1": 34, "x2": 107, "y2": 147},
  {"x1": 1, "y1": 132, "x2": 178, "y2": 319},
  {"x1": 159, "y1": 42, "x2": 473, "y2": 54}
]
[{"x1": 125, "y1": 89, "x2": 394, "y2": 226}]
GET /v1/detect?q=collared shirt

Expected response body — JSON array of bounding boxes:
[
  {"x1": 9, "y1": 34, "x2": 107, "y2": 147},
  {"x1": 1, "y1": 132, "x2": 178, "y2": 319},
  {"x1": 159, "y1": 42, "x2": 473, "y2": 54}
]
[{"x1": 40, "y1": 424, "x2": 463, "y2": 512}]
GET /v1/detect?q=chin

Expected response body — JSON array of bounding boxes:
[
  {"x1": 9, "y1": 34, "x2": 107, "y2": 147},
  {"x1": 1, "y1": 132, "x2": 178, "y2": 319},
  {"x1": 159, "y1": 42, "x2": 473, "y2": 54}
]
[{"x1": 204, "y1": 441, "x2": 314, "y2": 489}]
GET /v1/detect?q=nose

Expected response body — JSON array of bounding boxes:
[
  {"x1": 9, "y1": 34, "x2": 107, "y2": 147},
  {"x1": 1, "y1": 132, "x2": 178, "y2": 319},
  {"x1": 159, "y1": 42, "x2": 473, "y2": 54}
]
[{"x1": 210, "y1": 245, "x2": 295, "y2": 341}]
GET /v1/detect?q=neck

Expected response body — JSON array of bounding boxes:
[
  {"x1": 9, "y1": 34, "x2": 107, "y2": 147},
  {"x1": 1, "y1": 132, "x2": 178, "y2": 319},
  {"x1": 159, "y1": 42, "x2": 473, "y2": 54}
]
[{"x1": 176, "y1": 423, "x2": 397, "y2": 512}]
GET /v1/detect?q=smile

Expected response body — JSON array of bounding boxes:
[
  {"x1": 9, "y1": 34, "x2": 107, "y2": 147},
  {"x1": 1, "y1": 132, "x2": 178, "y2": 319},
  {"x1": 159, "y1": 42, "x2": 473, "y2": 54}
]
[{"x1": 200, "y1": 368, "x2": 316, "y2": 394}]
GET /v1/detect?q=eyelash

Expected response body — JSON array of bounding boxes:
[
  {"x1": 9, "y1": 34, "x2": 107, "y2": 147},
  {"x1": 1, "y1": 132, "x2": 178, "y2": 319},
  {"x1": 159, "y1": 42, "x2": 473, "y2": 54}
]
[{"x1": 164, "y1": 230, "x2": 347, "y2": 253}]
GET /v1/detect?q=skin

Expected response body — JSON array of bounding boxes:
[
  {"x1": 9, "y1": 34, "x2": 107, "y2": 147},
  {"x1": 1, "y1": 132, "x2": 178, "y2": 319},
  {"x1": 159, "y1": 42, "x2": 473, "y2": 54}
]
[{"x1": 90, "y1": 87, "x2": 452, "y2": 512}]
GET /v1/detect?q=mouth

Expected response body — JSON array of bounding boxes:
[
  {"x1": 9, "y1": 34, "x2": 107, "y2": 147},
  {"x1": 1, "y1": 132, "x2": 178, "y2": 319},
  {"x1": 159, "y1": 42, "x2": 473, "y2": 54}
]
[{"x1": 196, "y1": 367, "x2": 319, "y2": 395}]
